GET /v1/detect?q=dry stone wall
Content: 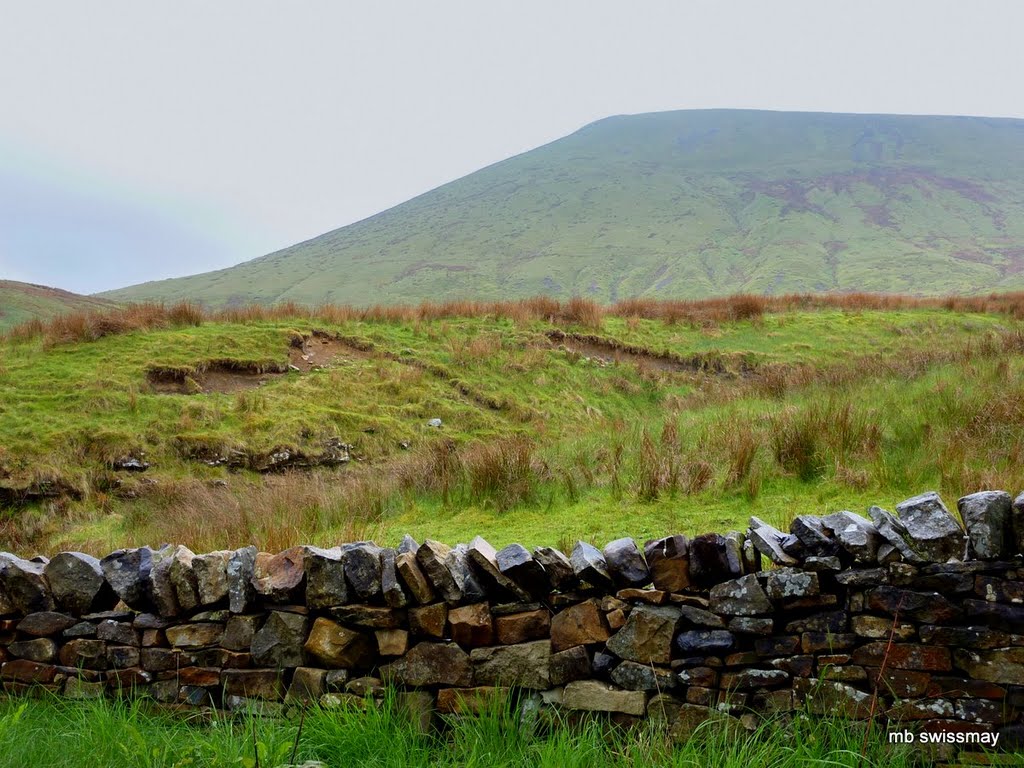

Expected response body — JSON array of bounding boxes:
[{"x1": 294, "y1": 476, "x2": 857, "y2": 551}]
[{"x1": 3, "y1": 490, "x2": 1024, "y2": 754}]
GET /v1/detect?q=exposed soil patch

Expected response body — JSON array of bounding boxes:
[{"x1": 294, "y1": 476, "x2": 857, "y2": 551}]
[
  {"x1": 288, "y1": 330, "x2": 369, "y2": 371},
  {"x1": 147, "y1": 361, "x2": 289, "y2": 395},
  {"x1": 545, "y1": 329, "x2": 758, "y2": 377}
]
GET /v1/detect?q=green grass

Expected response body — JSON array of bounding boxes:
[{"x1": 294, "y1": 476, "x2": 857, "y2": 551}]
[
  {"x1": 3, "y1": 303, "x2": 1024, "y2": 554},
  {"x1": 100, "y1": 110, "x2": 1024, "y2": 308},
  {"x1": 0, "y1": 693, "x2": 940, "y2": 768}
]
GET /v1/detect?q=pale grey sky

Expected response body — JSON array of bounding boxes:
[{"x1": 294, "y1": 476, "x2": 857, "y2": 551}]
[{"x1": 1, "y1": 0, "x2": 1022, "y2": 294}]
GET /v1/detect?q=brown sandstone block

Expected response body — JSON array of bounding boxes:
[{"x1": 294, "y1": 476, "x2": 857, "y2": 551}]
[
  {"x1": 409, "y1": 603, "x2": 447, "y2": 639},
  {"x1": 495, "y1": 609, "x2": 549, "y2": 645},
  {"x1": 222, "y1": 669, "x2": 284, "y2": 700},
  {"x1": 448, "y1": 603, "x2": 494, "y2": 647},
  {"x1": 550, "y1": 599, "x2": 610, "y2": 652},
  {"x1": 851, "y1": 643, "x2": 951, "y2": 672}
]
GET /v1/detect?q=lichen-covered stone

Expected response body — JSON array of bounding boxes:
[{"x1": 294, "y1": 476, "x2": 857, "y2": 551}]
[
  {"x1": 470, "y1": 639, "x2": 551, "y2": 689},
  {"x1": 895, "y1": 492, "x2": 969, "y2": 563},
  {"x1": 9, "y1": 638, "x2": 57, "y2": 663},
  {"x1": 728, "y1": 616, "x2": 773, "y2": 634},
  {"x1": 380, "y1": 548, "x2": 409, "y2": 608},
  {"x1": 192, "y1": 550, "x2": 231, "y2": 607},
  {"x1": 448, "y1": 545, "x2": 487, "y2": 604},
  {"x1": 958, "y1": 491, "x2": 1013, "y2": 560},
  {"x1": 251, "y1": 611, "x2": 309, "y2": 668},
  {"x1": 784, "y1": 610, "x2": 846, "y2": 634},
  {"x1": 765, "y1": 569, "x2": 819, "y2": 601},
  {"x1": 748, "y1": 519, "x2": 799, "y2": 566},
  {"x1": 342, "y1": 542, "x2": 383, "y2": 603},
  {"x1": 382, "y1": 642, "x2": 472, "y2": 687},
  {"x1": 868, "y1": 507, "x2": 924, "y2": 565},
  {"x1": 165, "y1": 546, "x2": 199, "y2": 613},
  {"x1": 710, "y1": 574, "x2": 772, "y2": 616},
  {"x1": 17, "y1": 611, "x2": 76, "y2": 637},
  {"x1": 610, "y1": 660, "x2": 676, "y2": 692},
  {"x1": 605, "y1": 605, "x2": 680, "y2": 665},
  {"x1": 721, "y1": 668, "x2": 790, "y2": 689},
  {"x1": 850, "y1": 615, "x2": 916, "y2": 640},
  {"x1": 851, "y1": 642, "x2": 952, "y2": 671},
  {"x1": 99, "y1": 548, "x2": 153, "y2": 611},
  {"x1": 147, "y1": 545, "x2": 184, "y2": 617},
  {"x1": 44, "y1": 553, "x2": 113, "y2": 616},
  {"x1": 953, "y1": 647, "x2": 1024, "y2": 685},
  {"x1": 227, "y1": 546, "x2": 257, "y2": 614},
  {"x1": 304, "y1": 547, "x2": 347, "y2": 609},
  {"x1": 821, "y1": 511, "x2": 880, "y2": 564},
  {"x1": 796, "y1": 678, "x2": 874, "y2": 718},
  {"x1": 790, "y1": 516, "x2": 838, "y2": 556},
  {"x1": 800, "y1": 632, "x2": 857, "y2": 654}
]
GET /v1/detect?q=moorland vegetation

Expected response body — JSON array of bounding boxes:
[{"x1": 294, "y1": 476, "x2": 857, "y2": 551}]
[{"x1": 2, "y1": 293, "x2": 1024, "y2": 557}]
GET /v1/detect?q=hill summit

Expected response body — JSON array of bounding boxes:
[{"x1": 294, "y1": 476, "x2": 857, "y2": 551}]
[{"x1": 101, "y1": 109, "x2": 1024, "y2": 306}]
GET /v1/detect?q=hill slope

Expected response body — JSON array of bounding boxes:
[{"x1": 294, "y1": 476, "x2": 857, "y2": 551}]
[
  {"x1": 0, "y1": 280, "x2": 115, "y2": 330},
  {"x1": 103, "y1": 109, "x2": 1024, "y2": 306},
  {"x1": 4, "y1": 297, "x2": 1024, "y2": 554}
]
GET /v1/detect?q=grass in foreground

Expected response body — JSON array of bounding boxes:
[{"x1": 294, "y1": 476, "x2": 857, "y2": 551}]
[{"x1": 0, "y1": 693, "x2": 939, "y2": 768}]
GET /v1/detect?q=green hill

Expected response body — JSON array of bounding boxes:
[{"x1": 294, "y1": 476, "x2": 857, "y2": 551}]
[
  {"x1": 0, "y1": 280, "x2": 115, "y2": 331},
  {"x1": 101, "y1": 110, "x2": 1024, "y2": 307}
]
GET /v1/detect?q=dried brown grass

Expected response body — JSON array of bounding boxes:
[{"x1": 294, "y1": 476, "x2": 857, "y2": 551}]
[{"x1": 12, "y1": 291, "x2": 1024, "y2": 347}]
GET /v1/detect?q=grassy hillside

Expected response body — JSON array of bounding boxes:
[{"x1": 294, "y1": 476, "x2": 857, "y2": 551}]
[
  {"x1": 3, "y1": 294, "x2": 1024, "y2": 556},
  {"x1": 101, "y1": 110, "x2": 1024, "y2": 307},
  {"x1": 0, "y1": 280, "x2": 115, "y2": 330}
]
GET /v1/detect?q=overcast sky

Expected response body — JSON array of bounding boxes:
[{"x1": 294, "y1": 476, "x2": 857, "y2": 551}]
[{"x1": 1, "y1": 1, "x2": 1022, "y2": 294}]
